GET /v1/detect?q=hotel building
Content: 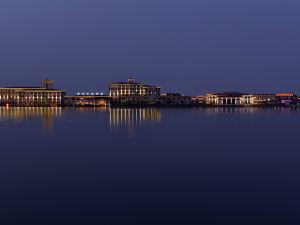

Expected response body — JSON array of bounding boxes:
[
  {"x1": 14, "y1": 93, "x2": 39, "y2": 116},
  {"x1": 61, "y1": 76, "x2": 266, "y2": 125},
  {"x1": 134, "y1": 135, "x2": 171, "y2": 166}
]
[
  {"x1": 205, "y1": 92, "x2": 254, "y2": 106},
  {"x1": 0, "y1": 80, "x2": 65, "y2": 107},
  {"x1": 109, "y1": 77, "x2": 160, "y2": 105}
]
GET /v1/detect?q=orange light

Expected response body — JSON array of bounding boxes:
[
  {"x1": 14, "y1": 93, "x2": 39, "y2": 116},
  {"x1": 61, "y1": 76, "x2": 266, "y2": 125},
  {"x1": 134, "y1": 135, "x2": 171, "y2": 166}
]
[{"x1": 276, "y1": 93, "x2": 294, "y2": 97}]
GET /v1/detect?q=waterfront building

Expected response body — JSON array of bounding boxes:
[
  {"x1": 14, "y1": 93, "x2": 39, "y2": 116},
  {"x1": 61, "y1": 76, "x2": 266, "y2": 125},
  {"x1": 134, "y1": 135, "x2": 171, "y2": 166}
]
[
  {"x1": 275, "y1": 93, "x2": 298, "y2": 104},
  {"x1": 192, "y1": 95, "x2": 205, "y2": 105},
  {"x1": 253, "y1": 94, "x2": 276, "y2": 105},
  {"x1": 109, "y1": 77, "x2": 160, "y2": 97},
  {"x1": 159, "y1": 93, "x2": 192, "y2": 106},
  {"x1": 0, "y1": 80, "x2": 65, "y2": 107},
  {"x1": 109, "y1": 77, "x2": 160, "y2": 106},
  {"x1": 64, "y1": 94, "x2": 110, "y2": 107},
  {"x1": 205, "y1": 92, "x2": 254, "y2": 106}
]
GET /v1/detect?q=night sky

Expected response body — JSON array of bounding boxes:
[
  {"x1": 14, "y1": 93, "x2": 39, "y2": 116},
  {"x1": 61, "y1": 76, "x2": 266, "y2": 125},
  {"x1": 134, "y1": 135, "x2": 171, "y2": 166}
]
[{"x1": 1, "y1": 0, "x2": 300, "y2": 95}]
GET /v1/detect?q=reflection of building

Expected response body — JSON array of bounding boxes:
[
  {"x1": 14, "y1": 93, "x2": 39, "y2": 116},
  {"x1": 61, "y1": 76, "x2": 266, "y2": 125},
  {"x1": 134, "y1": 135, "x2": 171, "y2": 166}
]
[
  {"x1": 64, "y1": 95, "x2": 110, "y2": 107},
  {"x1": 205, "y1": 92, "x2": 254, "y2": 106},
  {"x1": 109, "y1": 77, "x2": 160, "y2": 106},
  {"x1": 159, "y1": 93, "x2": 192, "y2": 106},
  {"x1": 204, "y1": 106, "x2": 258, "y2": 115},
  {"x1": 109, "y1": 108, "x2": 161, "y2": 127},
  {"x1": 0, "y1": 80, "x2": 65, "y2": 107},
  {"x1": 0, "y1": 107, "x2": 63, "y2": 128}
]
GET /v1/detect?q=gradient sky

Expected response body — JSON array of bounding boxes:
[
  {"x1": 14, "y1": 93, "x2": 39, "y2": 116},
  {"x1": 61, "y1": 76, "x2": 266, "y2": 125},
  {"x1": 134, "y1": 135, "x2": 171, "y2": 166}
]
[{"x1": 0, "y1": 0, "x2": 300, "y2": 95}]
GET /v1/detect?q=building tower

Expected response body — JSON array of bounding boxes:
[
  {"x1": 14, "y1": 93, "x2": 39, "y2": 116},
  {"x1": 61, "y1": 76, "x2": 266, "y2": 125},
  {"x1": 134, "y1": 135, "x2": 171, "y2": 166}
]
[
  {"x1": 128, "y1": 77, "x2": 135, "y2": 84},
  {"x1": 42, "y1": 79, "x2": 54, "y2": 90}
]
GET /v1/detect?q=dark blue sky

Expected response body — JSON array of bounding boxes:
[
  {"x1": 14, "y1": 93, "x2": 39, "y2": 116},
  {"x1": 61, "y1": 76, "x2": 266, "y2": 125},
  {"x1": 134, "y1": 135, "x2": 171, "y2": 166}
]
[{"x1": 1, "y1": 0, "x2": 300, "y2": 95}]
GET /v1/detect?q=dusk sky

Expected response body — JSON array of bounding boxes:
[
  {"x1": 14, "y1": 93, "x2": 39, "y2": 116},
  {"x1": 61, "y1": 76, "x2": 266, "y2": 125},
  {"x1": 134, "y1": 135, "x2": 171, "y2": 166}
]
[{"x1": 1, "y1": 0, "x2": 300, "y2": 95}]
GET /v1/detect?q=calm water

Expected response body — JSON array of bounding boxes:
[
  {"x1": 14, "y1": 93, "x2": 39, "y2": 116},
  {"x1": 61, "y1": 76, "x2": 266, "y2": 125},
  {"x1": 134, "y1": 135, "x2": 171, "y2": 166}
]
[{"x1": 0, "y1": 107, "x2": 299, "y2": 225}]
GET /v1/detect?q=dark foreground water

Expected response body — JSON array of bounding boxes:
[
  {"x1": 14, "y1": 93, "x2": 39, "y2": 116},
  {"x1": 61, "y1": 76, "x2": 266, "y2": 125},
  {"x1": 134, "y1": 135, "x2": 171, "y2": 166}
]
[{"x1": 0, "y1": 107, "x2": 299, "y2": 225}]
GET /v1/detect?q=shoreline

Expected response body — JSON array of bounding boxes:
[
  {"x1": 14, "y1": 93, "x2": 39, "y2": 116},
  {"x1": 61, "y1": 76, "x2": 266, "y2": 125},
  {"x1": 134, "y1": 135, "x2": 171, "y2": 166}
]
[{"x1": 1, "y1": 104, "x2": 300, "y2": 109}]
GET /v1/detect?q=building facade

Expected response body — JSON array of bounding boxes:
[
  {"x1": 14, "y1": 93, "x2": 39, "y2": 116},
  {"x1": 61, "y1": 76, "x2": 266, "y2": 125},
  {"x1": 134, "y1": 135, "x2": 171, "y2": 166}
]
[
  {"x1": 192, "y1": 95, "x2": 205, "y2": 105},
  {"x1": 109, "y1": 78, "x2": 160, "y2": 106},
  {"x1": 253, "y1": 94, "x2": 276, "y2": 105},
  {"x1": 64, "y1": 95, "x2": 110, "y2": 107},
  {"x1": 109, "y1": 77, "x2": 160, "y2": 97},
  {"x1": 159, "y1": 93, "x2": 192, "y2": 106},
  {"x1": 275, "y1": 93, "x2": 298, "y2": 104},
  {"x1": 0, "y1": 80, "x2": 65, "y2": 107},
  {"x1": 205, "y1": 92, "x2": 254, "y2": 106}
]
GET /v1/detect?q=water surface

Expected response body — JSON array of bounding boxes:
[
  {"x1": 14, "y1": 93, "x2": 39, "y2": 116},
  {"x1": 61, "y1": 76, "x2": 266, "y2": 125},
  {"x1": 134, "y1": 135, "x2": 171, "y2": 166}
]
[{"x1": 0, "y1": 107, "x2": 299, "y2": 225}]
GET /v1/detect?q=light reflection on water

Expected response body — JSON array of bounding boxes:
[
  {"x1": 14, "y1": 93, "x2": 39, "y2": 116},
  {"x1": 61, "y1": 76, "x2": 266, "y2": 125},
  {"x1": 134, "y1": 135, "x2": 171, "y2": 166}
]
[
  {"x1": 108, "y1": 108, "x2": 161, "y2": 137},
  {"x1": 0, "y1": 107, "x2": 63, "y2": 128},
  {"x1": 0, "y1": 106, "x2": 298, "y2": 129},
  {"x1": 109, "y1": 108, "x2": 161, "y2": 127},
  {"x1": 191, "y1": 106, "x2": 300, "y2": 116},
  {"x1": 0, "y1": 107, "x2": 162, "y2": 129},
  {"x1": 204, "y1": 107, "x2": 259, "y2": 115},
  {"x1": 1, "y1": 106, "x2": 300, "y2": 224}
]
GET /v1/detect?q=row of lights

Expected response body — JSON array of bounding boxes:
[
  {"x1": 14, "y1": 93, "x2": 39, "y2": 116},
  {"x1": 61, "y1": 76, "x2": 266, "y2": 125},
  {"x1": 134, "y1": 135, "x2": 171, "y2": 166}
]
[{"x1": 76, "y1": 92, "x2": 104, "y2": 96}]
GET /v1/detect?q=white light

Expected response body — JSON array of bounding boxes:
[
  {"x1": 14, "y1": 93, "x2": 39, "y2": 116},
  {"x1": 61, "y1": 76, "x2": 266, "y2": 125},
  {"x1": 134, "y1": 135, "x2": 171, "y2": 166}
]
[
  {"x1": 100, "y1": 92, "x2": 104, "y2": 95},
  {"x1": 76, "y1": 93, "x2": 81, "y2": 95}
]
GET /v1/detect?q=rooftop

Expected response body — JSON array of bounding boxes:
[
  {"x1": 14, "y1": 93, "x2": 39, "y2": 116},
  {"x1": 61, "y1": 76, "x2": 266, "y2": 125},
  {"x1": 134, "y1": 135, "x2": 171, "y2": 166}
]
[
  {"x1": 3, "y1": 87, "x2": 44, "y2": 89},
  {"x1": 208, "y1": 92, "x2": 249, "y2": 97},
  {"x1": 110, "y1": 82, "x2": 142, "y2": 85},
  {"x1": 110, "y1": 77, "x2": 160, "y2": 88},
  {"x1": 0, "y1": 87, "x2": 65, "y2": 91}
]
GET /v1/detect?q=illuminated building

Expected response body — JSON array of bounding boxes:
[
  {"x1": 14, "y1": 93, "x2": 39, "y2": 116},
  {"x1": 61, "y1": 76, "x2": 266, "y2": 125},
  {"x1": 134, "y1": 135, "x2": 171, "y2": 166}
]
[
  {"x1": 0, "y1": 80, "x2": 65, "y2": 107},
  {"x1": 109, "y1": 77, "x2": 160, "y2": 106},
  {"x1": 64, "y1": 93, "x2": 110, "y2": 107},
  {"x1": 252, "y1": 94, "x2": 276, "y2": 105},
  {"x1": 205, "y1": 92, "x2": 254, "y2": 106},
  {"x1": 159, "y1": 93, "x2": 192, "y2": 106},
  {"x1": 109, "y1": 77, "x2": 160, "y2": 97},
  {"x1": 42, "y1": 79, "x2": 54, "y2": 89},
  {"x1": 275, "y1": 93, "x2": 298, "y2": 105},
  {"x1": 192, "y1": 95, "x2": 205, "y2": 105}
]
